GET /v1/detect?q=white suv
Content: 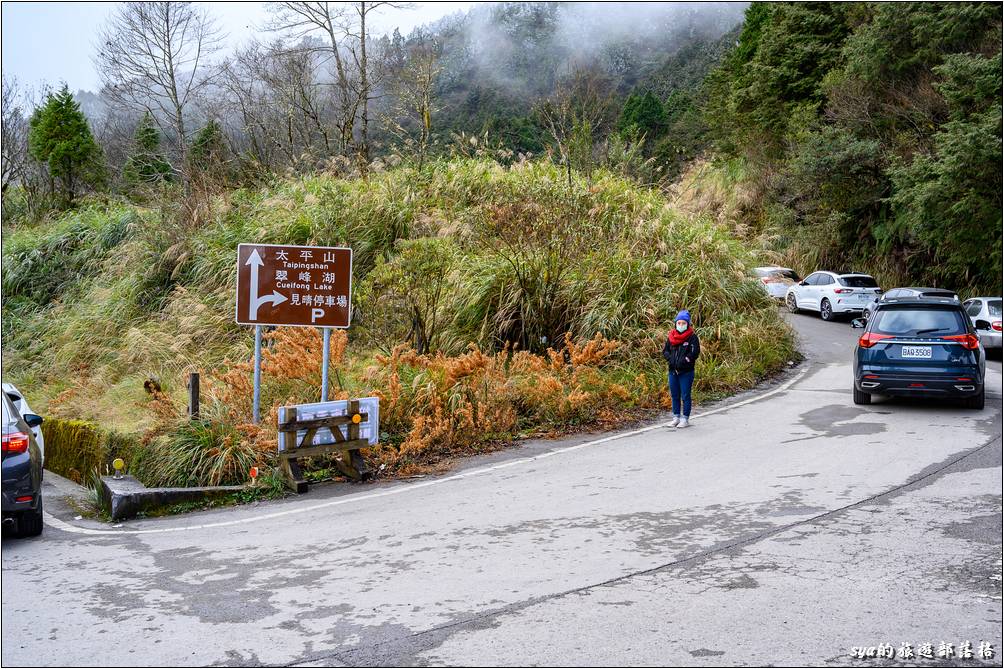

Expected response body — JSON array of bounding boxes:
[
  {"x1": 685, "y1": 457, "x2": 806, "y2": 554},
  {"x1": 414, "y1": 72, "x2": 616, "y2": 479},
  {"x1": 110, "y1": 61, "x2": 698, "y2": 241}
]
[{"x1": 785, "y1": 271, "x2": 882, "y2": 321}]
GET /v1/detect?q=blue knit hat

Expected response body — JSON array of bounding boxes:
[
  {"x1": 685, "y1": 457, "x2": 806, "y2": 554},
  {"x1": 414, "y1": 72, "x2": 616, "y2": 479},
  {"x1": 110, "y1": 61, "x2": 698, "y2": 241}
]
[{"x1": 675, "y1": 310, "x2": 691, "y2": 324}]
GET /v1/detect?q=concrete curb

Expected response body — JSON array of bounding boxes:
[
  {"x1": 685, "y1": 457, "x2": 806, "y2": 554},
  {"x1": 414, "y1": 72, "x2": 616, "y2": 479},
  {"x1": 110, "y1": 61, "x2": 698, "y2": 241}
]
[{"x1": 98, "y1": 475, "x2": 245, "y2": 521}]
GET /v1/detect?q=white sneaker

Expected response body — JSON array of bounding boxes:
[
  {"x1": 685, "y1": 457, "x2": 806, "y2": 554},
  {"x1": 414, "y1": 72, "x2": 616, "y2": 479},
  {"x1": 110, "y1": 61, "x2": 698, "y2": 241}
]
[
  {"x1": 677, "y1": 417, "x2": 690, "y2": 429},
  {"x1": 668, "y1": 416, "x2": 680, "y2": 428}
]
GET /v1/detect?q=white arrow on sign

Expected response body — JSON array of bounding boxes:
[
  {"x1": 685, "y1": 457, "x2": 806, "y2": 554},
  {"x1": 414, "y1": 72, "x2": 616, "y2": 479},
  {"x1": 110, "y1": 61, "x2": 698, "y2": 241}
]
[{"x1": 246, "y1": 248, "x2": 288, "y2": 320}]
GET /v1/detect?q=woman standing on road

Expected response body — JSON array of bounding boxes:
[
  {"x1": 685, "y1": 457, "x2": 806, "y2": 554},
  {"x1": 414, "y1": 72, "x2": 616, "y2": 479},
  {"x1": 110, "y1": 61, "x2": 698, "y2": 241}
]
[{"x1": 662, "y1": 310, "x2": 701, "y2": 429}]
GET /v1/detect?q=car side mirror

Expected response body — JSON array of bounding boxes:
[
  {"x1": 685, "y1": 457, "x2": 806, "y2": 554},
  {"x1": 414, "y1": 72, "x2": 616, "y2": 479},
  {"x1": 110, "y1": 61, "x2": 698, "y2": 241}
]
[
  {"x1": 850, "y1": 318, "x2": 866, "y2": 329},
  {"x1": 23, "y1": 413, "x2": 43, "y2": 428},
  {"x1": 975, "y1": 319, "x2": 991, "y2": 330},
  {"x1": 798, "y1": 281, "x2": 807, "y2": 286}
]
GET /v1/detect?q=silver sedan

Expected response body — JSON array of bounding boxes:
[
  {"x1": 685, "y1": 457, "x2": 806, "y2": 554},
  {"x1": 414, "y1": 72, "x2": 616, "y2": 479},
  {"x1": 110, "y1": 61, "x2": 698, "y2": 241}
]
[
  {"x1": 753, "y1": 266, "x2": 800, "y2": 300},
  {"x1": 963, "y1": 296, "x2": 1002, "y2": 350}
]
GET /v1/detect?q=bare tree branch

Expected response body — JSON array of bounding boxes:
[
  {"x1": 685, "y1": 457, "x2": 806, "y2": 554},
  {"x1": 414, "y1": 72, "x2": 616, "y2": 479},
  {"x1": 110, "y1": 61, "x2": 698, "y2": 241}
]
[
  {"x1": 94, "y1": 1, "x2": 224, "y2": 182},
  {"x1": 1, "y1": 76, "x2": 30, "y2": 193}
]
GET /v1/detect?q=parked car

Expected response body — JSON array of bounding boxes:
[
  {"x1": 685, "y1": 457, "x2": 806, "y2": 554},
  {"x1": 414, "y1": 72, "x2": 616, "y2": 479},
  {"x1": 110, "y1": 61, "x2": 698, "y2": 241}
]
[
  {"x1": 962, "y1": 297, "x2": 1002, "y2": 352},
  {"x1": 851, "y1": 294, "x2": 985, "y2": 409},
  {"x1": 3, "y1": 383, "x2": 44, "y2": 463},
  {"x1": 862, "y1": 287, "x2": 958, "y2": 321},
  {"x1": 2, "y1": 392, "x2": 44, "y2": 537},
  {"x1": 753, "y1": 266, "x2": 801, "y2": 300},
  {"x1": 785, "y1": 271, "x2": 882, "y2": 321}
]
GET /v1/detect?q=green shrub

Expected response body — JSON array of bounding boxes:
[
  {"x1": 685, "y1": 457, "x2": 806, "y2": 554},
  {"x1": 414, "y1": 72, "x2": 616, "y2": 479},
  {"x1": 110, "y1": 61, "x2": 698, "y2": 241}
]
[{"x1": 135, "y1": 420, "x2": 261, "y2": 488}]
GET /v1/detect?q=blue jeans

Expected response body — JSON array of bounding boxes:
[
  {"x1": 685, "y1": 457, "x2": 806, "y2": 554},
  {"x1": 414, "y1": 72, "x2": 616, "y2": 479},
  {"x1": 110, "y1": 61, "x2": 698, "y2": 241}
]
[{"x1": 668, "y1": 369, "x2": 695, "y2": 417}]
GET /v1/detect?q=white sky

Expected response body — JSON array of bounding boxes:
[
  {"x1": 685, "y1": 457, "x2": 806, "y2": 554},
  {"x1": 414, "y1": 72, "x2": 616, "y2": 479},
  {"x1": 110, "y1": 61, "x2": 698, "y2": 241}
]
[{"x1": 1, "y1": 1, "x2": 476, "y2": 93}]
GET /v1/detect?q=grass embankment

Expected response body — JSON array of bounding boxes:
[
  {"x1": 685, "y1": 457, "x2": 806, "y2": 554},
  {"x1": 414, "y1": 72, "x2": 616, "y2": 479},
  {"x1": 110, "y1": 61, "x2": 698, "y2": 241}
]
[{"x1": 2, "y1": 159, "x2": 795, "y2": 489}]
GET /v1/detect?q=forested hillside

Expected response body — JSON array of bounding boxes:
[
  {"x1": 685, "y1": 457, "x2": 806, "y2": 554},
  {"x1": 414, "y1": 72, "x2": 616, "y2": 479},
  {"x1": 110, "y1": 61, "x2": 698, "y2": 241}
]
[
  {"x1": 6, "y1": 3, "x2": 997, "y2": 296},
  {"x1": 418, "y1": 2, "x2": 743, "y2": 159},
  {"x1": 704, "y1": 2, "x2": 1002, "y2": 293}
]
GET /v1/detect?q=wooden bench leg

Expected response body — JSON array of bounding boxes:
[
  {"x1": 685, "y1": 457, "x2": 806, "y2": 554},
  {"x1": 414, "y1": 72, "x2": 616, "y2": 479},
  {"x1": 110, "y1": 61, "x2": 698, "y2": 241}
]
[
  {"x1": 349, "y1": 448, "x2": 372, "y2": 481},
  {"x1": 281, "y1": 456, "x2": 308, "y2": 494},
  {"x1": 332, "y1": 448, "x2": 372, "y2": 481}
]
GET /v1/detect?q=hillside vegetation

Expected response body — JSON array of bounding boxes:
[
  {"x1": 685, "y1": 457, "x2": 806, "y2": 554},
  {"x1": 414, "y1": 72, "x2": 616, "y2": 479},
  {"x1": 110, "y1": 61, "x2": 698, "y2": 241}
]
[
  {"x1": 705, "y1": 2, "x2": 1002, "y2": 293},
  {"x1": 5, "y1": 2, "x2": 999, "y2": 490},
  {"x1": 2, "y1": 159, "x2": 794, "y2": 486}
]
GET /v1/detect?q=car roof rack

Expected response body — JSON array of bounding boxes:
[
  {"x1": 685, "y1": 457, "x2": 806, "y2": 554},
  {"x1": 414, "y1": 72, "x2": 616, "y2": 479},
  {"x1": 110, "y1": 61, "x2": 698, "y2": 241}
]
[{"x1": 879, "y1": 295, "x2": 961, "y2": 307}]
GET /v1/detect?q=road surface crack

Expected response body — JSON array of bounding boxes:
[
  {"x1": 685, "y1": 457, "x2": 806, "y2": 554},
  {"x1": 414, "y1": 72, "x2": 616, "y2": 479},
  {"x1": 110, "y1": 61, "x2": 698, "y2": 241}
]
[{"x1": 286, "y1": 433, "x2": 1002, "y2": 667}]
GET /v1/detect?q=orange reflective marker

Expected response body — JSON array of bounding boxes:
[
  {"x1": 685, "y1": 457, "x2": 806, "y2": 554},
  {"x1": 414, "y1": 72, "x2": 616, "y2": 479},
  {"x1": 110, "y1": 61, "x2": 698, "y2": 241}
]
[{"x1": 352, "y1": 414, "x2": 362, "y2": 424}]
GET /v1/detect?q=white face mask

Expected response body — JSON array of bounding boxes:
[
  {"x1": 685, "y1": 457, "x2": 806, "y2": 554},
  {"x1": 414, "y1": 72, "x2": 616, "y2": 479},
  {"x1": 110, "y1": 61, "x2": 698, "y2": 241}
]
[{"x1": 676, "y1": 322, "x2": 688, "y2": 333}]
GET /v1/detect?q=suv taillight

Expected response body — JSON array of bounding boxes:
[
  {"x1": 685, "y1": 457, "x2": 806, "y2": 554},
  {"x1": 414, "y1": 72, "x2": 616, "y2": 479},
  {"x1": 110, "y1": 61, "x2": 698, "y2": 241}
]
[
  {"x1": 993, "y1": 321, "x2": 1002, "y2": 332},
  {"x1": 1, "y1": 432, "x2": 30, "y2": 454},
  {"x1": 858, "y1": 333, "x2": 893, "y2": 349},
  {"x1": 834, "y1": 288, "x2": 852, "y2": 294},
  {"x1": 943, "y1": 333, "x2": 980, "y2": 350}
]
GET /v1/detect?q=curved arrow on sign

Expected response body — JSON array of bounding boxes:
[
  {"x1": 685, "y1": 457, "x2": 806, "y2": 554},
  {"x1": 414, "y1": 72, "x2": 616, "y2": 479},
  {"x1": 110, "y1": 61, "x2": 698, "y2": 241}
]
[{"x1": 246, "y1": 248, "x2": 288, "y2": 320}]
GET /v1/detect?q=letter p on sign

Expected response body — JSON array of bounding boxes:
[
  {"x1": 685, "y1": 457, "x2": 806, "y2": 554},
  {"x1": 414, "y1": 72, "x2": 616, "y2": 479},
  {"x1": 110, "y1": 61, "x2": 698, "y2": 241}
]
[{"x1": 311, "y1": 308, "x2": 325, "y2": 323}]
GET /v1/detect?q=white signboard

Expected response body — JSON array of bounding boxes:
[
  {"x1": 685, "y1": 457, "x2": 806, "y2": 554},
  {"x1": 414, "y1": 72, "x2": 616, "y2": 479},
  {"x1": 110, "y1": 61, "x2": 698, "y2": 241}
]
[{"x1": 278, "y1": 397, "x2": 379, "y2": 451}]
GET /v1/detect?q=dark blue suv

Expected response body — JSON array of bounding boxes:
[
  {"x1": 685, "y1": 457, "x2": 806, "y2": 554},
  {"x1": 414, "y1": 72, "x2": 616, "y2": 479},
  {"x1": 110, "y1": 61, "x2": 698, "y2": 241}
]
[
  {"x1": 2, "y1": 392, "x2": 44, "y2": 537},
  {"x1": 852, "y1": 296, "x2": 985, "y2": 409}
]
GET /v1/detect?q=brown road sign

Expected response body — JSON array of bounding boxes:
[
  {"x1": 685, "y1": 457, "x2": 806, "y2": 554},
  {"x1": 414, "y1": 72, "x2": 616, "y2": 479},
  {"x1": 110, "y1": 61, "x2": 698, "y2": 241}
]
[{"x1": 235, "y1": 243, "x2": 352, "y2": 328}]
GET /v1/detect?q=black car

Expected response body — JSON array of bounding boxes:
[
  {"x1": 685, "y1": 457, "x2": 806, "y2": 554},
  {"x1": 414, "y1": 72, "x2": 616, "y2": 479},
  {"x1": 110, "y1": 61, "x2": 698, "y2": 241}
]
[
  {"x1": 852, "y1": 296, "x2": 985, "y2": 408},
  {"x1": 862, "y1": 286, "x2": 958, "y2": 321},
  {"x1": 2, "y1": 392, "x2": 44, "y2": 537}
]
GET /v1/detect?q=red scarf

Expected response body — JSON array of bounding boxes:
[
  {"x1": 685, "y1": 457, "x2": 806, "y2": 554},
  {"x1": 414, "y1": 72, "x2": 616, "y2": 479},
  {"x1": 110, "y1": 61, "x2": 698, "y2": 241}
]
[{"x1": 668, "y1": 326, "x2": 692, "y2": 346}]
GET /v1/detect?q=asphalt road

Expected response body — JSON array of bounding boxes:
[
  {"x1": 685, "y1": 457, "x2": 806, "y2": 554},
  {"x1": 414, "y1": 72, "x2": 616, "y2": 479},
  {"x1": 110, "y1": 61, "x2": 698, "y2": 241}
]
[{"x1": 2, "y1": 311, "x2": 1002, "y2": 667}]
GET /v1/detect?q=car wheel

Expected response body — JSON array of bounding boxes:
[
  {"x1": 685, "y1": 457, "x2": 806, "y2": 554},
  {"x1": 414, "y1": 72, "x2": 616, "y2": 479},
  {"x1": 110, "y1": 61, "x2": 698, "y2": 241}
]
[
  {"x1": 853, "y1": 386, "x2": 871, "y2": 405},
  {"x1": 965, "y1": 387, "x2": 985, "y2": 410},
  {"x1": 820, "y1": 298, "x2": 834, "y2": 321},
  {"x1": 863, "y1": 308, "x2": 871, "y2": 321},
  {"x1": 786, "y1": 293, "x2": 800, "y2": 314},
  {"x1": 17, "y1": 496, "x2": 43, "y2": 538}
]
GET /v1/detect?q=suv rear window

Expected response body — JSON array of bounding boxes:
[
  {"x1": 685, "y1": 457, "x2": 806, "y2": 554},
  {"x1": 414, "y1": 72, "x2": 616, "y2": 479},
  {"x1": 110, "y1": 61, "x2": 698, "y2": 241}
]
[
  {"x1": 839, "y1": 275, "x2": 878, "y2": 288},
  {"x1": 870, "y1": 308, "x2": 967, "y2": 336},
  {"x1": 989, "y1": 300, "x2": 1002, "y2": 317}
]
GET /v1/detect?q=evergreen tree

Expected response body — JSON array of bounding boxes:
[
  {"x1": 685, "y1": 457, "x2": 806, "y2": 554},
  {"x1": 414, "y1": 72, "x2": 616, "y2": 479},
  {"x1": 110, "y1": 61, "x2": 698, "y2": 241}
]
[
  {"x1": 888, "y1": 52, "x2": 1003, "y2": 289},
  {"x1": 703, "y1": 1, "x2": 1002, "y2": 293},
  {"x1": 189, "y1": 119, "x2": 228, "y2": 186},
  {"x1": 618, "y1": 90, "x2": 668, "y2": 139},
  {"x1": 27, "y1": 85, "x2": 105, "y2": 205},
  {"x1": 652, "y1": 90, "x2": 709, "y2": 178},
  {"x1": 706, "y1": 3, "x2": 852, "y2": 160},
  {"x1": 122, "y1": 112, "x2": 173, "y2": 188},
  {"x1": 619, "y1": 93, "x2": 641, "y2": 133}
]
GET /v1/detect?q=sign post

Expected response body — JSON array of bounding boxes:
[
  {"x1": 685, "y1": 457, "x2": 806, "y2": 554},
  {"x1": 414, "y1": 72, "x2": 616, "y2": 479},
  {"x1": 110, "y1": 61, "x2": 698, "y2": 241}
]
[
  {"x1": 235, "y1": 243, "x2": 353, "y2": 423},
  {"x1": 253, "y1": 325, "x2": 263, "y2": 423},
  {"x1": 321, "y1": 328, "x2": 332, "y2": 402}
]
